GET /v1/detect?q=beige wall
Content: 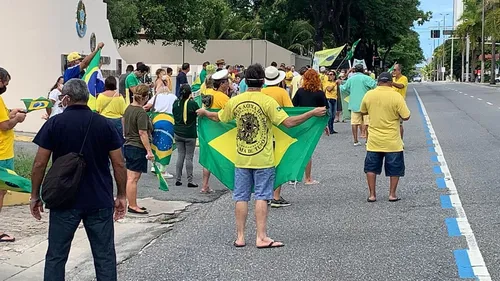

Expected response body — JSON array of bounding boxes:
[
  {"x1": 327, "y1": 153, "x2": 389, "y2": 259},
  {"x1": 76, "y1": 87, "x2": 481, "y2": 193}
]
[
  {"x1": 118, "y1": 40, "x2": 305, "y2": 68},
  {"x1": 0, "y1": 0, "x2": 124, "y2": 133}
]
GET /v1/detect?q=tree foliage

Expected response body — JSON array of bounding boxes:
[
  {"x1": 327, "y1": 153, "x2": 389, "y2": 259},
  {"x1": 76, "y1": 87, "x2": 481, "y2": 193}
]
[{"x1": 106, "y1": 0, "x2": 429, "y2": 69}]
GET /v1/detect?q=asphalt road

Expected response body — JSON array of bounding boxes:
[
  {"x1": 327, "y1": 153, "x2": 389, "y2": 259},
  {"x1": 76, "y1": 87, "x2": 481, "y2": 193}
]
[{"x1": 113, "y1": 82, "x2": 500, "y2": 280}]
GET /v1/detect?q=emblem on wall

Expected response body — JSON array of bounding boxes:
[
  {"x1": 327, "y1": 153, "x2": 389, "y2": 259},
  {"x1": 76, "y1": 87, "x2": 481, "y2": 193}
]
[
  {"x1": 90, "y1": 33, "x2": 96, "y2": 52},
  {"x1": 76, "y1": 0, "x2": 87, "y2": 38}
]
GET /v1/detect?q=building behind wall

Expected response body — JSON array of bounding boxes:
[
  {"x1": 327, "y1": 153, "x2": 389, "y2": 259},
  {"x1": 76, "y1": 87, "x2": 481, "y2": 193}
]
[{"x1": 0, "y1": 0, "x2": 125, "y2": 133}]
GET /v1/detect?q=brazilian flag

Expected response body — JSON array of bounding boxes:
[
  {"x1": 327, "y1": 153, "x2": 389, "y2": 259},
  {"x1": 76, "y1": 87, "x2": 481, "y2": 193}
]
[
  {"x1": 22, "y1": 97, "x2": 53, "y2": 112},
  {"x1": 0, "y1": 167, "x2": 31, "y2": 193},
  {"x1": 198, "y1": 107, "x2": 328, "y2": 190}
]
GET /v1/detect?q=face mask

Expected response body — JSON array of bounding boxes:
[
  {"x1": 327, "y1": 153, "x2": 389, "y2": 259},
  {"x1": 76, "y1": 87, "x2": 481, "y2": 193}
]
[
  {"x1": 162, "y1": 75, "x2": 167, "y2": 80},
  {"x1": 61, "y1": 96, "x2": 69, "y2": 110},
  {"x1": 0, "y1": 86, "x2": 6, "y2": 95}
]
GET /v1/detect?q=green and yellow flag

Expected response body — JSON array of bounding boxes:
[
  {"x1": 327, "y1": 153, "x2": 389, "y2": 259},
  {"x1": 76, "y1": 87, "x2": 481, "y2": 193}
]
[
  {"x1": 313, "y1": 45, "x2": 346, "y2": 69},
  {"x1": 21, "y1": 97, "x2": 53, "y2": 112},
  {"x1": 388, "y1": 62, "x2": 397, "y2": 73},
  {"x1": 346, "y1": 38, "x2": 361, "y2": 61},
  {"x1": 198, "y1": 107, "x2": 329, "y2": 190},
  {"x1": 153, "y1": 163, "x2": 169, "y2": 191},
  {"x1": 0, "y1": 167, "x2": 31, "y2": 193}
]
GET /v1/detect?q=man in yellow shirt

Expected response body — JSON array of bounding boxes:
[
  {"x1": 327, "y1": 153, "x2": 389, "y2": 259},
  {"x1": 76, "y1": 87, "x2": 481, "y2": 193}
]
[
  {"x1": 261, "y1": 66, "x2": 293, "y2": 208},
  {"x1": 323, "y1": 71, "x2": 338, "y2": 134},
  {"x1": 360, "y1": 72, "x2": 410, "y2": 203},
  {"x1": 200, "y1": 69, "x2": 230, "y2": 194},
  {"x1": 197, "y1": 64, "x2": 326, "y2": 248},
  {"x1": 0, "y1": 68, "x2": 27, "y2": 242},
  {"x1": 392, "y1": 64, "x2": 409, "y2": 139},
  {"x1": 284, "y1": 66, "x2": 294, "y2": 92}
]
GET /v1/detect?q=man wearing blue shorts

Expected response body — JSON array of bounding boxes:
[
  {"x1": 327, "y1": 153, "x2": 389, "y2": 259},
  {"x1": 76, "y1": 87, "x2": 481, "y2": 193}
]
[
  {"x1": 197, "y1": 64, "x2": 326, "y2": 248},
  {"x1": 360, "y1": 72, "x2": 410, "y2": 202}
]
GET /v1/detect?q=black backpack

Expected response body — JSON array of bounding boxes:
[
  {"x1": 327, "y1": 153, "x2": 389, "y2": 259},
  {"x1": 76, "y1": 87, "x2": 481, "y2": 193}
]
[{"x1": 41, "y1": 114, "x2": 93, "y2": 209}]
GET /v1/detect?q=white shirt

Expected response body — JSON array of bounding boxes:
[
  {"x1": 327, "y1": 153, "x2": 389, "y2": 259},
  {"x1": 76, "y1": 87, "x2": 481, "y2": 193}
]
[
  {"x1": 48, "y1": 89, "x2": 63, "y2": 118},
  {"x1": 147, "y1": 93, "x2": 177, "y2": 114}
]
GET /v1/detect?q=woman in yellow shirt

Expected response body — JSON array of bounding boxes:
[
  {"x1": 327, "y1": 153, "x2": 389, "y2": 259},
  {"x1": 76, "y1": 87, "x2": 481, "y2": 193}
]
[
  {"x1": 323, "y1": 71, "x2": 338, "y2": 134},
  {"x1": 96, "y1": 77, "x2": 127, "y2": 136}
]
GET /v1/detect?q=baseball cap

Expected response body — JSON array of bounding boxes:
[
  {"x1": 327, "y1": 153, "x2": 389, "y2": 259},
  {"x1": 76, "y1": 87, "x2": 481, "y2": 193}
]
[
  {"x1": 378, "y1": 72, "x2": 393, "y2": 83},
  {"x1": 319, "y1": 66, "x2": 326, "y2": 72},
  {"x1": 67, "y1": 52, "x2": 82, "y2": 62},
  {"x1": 354, "y1": 64, "x2": 364, "y2": 72}
]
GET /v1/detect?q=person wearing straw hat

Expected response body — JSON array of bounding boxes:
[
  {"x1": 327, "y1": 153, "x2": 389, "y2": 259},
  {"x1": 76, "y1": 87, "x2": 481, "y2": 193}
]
[
  {"x1": 200, "y1": 69, "x2": 231, "y2": 194},
  {"x1": 261, "y1": 66, "x2": 293, "y2": 208}
]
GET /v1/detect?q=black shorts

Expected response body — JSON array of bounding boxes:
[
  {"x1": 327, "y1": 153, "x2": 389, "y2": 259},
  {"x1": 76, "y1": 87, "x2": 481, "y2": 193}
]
[
  {"x1": 124, "y1": 145, "x2": 148, "y2": 173},
  {"x1": 364, "y1": 151, "x2": 405, "y2": 177}
]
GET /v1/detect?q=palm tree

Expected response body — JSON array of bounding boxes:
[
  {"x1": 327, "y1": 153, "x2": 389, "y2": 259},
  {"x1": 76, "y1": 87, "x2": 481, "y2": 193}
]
[
  {"x1": 456, "y1": 0, "x2": 483, "y2": 81},
  {"x1": 485, "y1": 0, "x2": 500, "y2": 83}
]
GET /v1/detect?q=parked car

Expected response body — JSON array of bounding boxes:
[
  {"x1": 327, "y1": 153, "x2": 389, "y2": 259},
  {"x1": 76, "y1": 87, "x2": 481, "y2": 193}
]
[{"x1": 412, "y1": 76, "x2": 422, "y2": 82}]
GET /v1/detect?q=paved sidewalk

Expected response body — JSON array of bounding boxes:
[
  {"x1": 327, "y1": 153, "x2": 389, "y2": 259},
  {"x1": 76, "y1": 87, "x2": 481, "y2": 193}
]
[{"x1": 0, "y1": 198, "x2": 191, "y2": 281}]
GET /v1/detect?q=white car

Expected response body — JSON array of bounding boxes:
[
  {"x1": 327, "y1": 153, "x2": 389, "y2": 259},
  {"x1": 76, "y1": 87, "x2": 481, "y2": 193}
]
[{"x1": 413, "y1": 76, "x2": 422, "y2": 82}]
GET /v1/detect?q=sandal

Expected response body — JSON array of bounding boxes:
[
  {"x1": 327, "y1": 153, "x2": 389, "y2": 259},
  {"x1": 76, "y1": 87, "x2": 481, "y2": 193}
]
[
  {"x1": 257, "y1": 241, "x2": 284, "y2": 249},
  {"x1": 200, "y1": 189, "x2": 214, "y2": 194},
  {"x1": 304, "y1": 180, "x2": 320, "y2": 185},
  {"x1": 127, "y1": 207, "x2": 149, "y2": 215},
  {"x1": 0, "y1": 233, "x2": 15, "y2": 243}
]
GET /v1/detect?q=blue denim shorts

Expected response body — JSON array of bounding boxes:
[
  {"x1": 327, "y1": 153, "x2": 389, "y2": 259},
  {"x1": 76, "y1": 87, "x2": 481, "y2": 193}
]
[
  {"x1": 124, "y1": 145, "x2": 148, "y2": 173},
  {"x1": 364, "y1": 151, "x2": 405, "y2": 177},
  {"x1": 233, "y1": 168, "x2": 275, "y2": 202}
]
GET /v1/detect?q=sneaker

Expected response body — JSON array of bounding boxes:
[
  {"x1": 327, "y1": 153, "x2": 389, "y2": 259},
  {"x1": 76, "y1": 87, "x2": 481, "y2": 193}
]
[
  {"x1": 354, "y1": 142, "x2": 362, "y2": 146},
  {"x1": 162, "y1": 171, "x2": 174, "y2": 179},
  {"x1": 288, "y1": 181, "x2": 297, "y2": 185},
  {"x1": 270, "y1": 197, "x2": 292, "y2": 208}
]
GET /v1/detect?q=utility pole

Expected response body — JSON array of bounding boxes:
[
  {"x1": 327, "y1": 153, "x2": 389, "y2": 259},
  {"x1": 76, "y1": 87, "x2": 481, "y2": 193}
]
[
  {"x1": 461, "y1": 37, "x2": 465, "y2": 82},
  {"x1": 451, "y1": 37, "x2": 454, "y2": 81},
  {"x1": 436, "y1": 20, "x2": 441, "y2": 81},
  {"x1": 481, "y1": 0, "x2": 485, "y2": 83},
  {"x1": 466, "y1": 34, "x2": 470, "y2": 82},
  {"x1": 440, "y1": 13, "x2": 449, "y2": 81},
  {"x1": 492, "y1": 38, "x2": 497, "y2": 85}
]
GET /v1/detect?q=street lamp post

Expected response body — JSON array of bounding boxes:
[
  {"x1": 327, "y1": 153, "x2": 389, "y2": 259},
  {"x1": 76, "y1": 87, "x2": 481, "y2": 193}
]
[
  {"x1": 440, "y1": 13, "x2": 449, "y2": 81},
  {"x1": 481, "y1": 0, "x2": 485, "y2": 83}
]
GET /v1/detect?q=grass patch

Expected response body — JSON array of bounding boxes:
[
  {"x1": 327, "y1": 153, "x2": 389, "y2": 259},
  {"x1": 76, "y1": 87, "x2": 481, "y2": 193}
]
[{"x1": 14, "y1": 153, "x2": 34, "y2": 179}]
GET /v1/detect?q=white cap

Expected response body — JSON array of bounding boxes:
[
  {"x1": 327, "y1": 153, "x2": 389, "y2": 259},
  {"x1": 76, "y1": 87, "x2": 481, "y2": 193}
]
[
  {"x1": 320, "y1": 66, "x2": 326, "y2": 72},
  {"x1": 212, "y1": 69, "x2": 229, "y2": 80}
]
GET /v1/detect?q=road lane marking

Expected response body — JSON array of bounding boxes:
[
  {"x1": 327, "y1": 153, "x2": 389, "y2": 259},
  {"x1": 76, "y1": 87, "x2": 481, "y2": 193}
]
[
  {"x1": 470, "y1": 96, "x2": 474, "y2": 98},
  {"x1": 486, "y1": 102, "x2": 492, "y2": 105},
  {"x1": 414, "y1": 88, "x2": 491, "y2": 281},
  {"x1": 477, "y1": 98, "x2": 483, "y2": 101},
  {"x1": 464, "y1": 93, "x2": 468, "y2": 96}
]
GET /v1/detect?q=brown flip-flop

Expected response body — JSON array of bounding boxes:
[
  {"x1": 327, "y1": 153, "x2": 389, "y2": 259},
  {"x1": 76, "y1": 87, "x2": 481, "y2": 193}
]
[
  {"x1": 233, "y1": 241, "x2": 246, "y2": 248},
  {"x1": 0, "y1": 233, "x2": 15, "y2": 243}
]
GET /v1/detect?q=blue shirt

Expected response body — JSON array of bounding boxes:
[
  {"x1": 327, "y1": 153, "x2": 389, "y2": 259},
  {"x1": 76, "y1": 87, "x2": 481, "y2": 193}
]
[
  {"x1": 33, "y1": 105, "x2": 124, "y2": 210},
  {"x1": 63, "y1": 65, "x2": 82, "y2": 83},
  {"x1": 339, "y1": 73, "x2": 377, "y2": 112},
  {"x1": 176, "y1": 72, "x2": 188, "y2": 98}
]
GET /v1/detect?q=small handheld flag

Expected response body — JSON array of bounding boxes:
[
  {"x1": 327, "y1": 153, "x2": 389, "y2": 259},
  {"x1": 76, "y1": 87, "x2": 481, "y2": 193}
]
[
  {"x1": 82, "y1": 50, "x2": 105, "y2": 111},
  {"x1": 388, "y1": 62, "x2": 397, "y2": 73},
  {"x1": 346, "y1": 39, "x2": 361, "y2": 61},
  {"x1": 21, "y1": 97, "x2": 53, "y2": 112}
]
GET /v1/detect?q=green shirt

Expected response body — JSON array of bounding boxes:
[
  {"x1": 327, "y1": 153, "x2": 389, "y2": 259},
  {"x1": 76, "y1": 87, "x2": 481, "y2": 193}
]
[
  {"x1": 339, "y1": 73, "x2": 377, "y2": 112},
  {"x1": 173, "y1": 99, "x2": 200, "y2": 139},
  {"x1": 125, "y1": 72, "x2": 141, "y2": 93},
  {"x1": 123, "y1": 105, "x2": 152, "y2": 149}
]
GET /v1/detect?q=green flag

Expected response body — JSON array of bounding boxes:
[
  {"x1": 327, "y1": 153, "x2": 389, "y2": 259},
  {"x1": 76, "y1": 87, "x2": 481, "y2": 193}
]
[
  {"x1": 346, "y1": 39, "x2": 361, "y2": 61},
  {"x1": 21, "y1": 97, "x2": 53, "y2": 112},
  {"x1": 388, "y1": 62, "x2": 397, "y2": 73},
  {"x1": 0, "y1": 167, "x2": 31, "y2": 193},
  {"x1": 153, "y1": 162, "x2": 169, "y2": 191},
  {"x1": 198, "y1": 107, "x2": 329, "y2": 190},
  {"x1": 193, "y1": 95, "x2": 203, "y2": 108}
]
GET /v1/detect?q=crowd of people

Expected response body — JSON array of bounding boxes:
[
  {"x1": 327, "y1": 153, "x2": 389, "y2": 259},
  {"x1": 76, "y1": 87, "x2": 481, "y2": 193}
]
[{"x1": 0, "y1": 41, "x2": 410, "y2": 280}]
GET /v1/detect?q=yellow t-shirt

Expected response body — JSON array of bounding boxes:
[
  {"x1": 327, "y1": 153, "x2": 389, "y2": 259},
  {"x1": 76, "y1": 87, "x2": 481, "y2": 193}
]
[
  {"x1": 218, "y1": 91, "x2": 289, "y2": 169},
  {"x1": 96, "y1": 93, "x2": 127, "y2": 119},
  {"x1": 0, "y1": 96, "x2": 14, "y2": 160},
  {"x1": 261, "y1": 86, "x2": 293, "y2": 107},
  {"x1": 207, "y1": 90, "x2": 230, "y2": 109},
  {"x1": 290, "y1": 75, "x2": 302, "y2": 99},
  {"x1": 285, "y1": 71, "x2": 294, "y2": 87},
  {"x1": 360, "y1": 86, "x2": 410, "y2": 152},
  {"x1": 320, "y1": 74, "x2": 329, "y2": 88},
  {"x1": 393, "y1": 75, "x2": 409, "y2": 99},
  {"x1": 323, "y1": 81, "x2": 338, "y2": 100}
]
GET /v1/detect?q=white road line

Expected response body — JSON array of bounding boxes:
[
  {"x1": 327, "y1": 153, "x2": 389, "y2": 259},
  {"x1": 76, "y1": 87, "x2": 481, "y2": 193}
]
[
  {"x1": 486, "y1": 102, "x2": 493, "y2": 105},
  {"x1": 459, "y1": 92, "x2": 463, "y2": 94},
  {"x1": 478, "y1": 98, "x2": 483, "y2": 101},
  {"x1": 464, "y1": 93, "x2": 468, "y2": 96},
  {"x1": 470, "y1": 96, "x2": 475, "y2": 98},
  {"x1": 414, "y1": 88, "x2": 491, "y2": 280}
]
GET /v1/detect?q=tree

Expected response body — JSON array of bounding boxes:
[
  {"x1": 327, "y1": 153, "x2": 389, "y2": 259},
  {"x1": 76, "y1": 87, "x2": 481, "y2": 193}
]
[{"x1": 382, "y1": 30, "x2": 425, "y2": 75}]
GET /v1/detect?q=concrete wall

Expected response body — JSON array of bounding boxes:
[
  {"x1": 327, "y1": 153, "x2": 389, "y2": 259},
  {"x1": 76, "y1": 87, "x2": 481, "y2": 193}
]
[
  {"x1": 118, "y1": 40, "x2": 303, "y2": 68},
  {"x1": 0, "y1": 0, "x2": 124, "y2": 133}
]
